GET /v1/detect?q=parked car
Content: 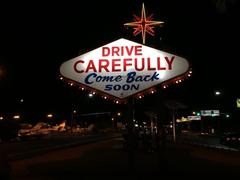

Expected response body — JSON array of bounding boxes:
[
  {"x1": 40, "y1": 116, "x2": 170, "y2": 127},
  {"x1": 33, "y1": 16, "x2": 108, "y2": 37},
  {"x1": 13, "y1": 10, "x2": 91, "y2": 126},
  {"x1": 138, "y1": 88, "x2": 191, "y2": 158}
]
[{"x1": 220, "y1": 132, "x2": 240, "y2": 146}]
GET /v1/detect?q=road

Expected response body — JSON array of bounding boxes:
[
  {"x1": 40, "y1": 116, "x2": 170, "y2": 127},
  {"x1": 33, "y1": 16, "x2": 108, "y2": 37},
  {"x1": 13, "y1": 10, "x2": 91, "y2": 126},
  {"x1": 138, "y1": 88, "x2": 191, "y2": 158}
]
[
  {"x1": 8, "y1": 135, "x2": 240, "y2": 179},
  {"x1": 4, "y1": 132, "x2": 119, "y2": 160},
  {"x1": 169, "y1": 131, "x2": 240, "y2": 151}
]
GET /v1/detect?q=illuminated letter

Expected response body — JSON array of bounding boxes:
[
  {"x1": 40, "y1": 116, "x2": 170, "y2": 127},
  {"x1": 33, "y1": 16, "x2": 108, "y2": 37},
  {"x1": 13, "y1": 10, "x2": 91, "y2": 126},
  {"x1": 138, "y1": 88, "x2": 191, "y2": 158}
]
[
  {"x1": 73, "y1": 60, "x2": 84, "y2": 73},
  {"x1": 135, "y1": 46, "x2": 142, "y2": 56},
  {"x1": 99, "y1": 59, "x2": 110, "y2": 72},
  {"x1": 85, "y1": 73, "x2": 97, "y2": 84},
  {"x1": 157, "y1": 57, "x2": 166, "y2": 70},
  {"x1": 135, "y1": 58, "x2": 144, "y2": 71},
  {"x1": 112, "y1": 46, "x2": 120, "y2": 56},
  {"x1": 123, "y1": 58, "x2": 132, "y2": 71},
  {"x1": 85, "y1": 60, "x2": 97, "y2": 73},
  {"x1": 165, "y1": 56, "x2": 175, "y2": 70},
  {"x1": 102, "y1": 47, "x2": 110, "y2": 57},
  {"x1": 112, "y1": 59, "x2": 121, "y2": 72}
]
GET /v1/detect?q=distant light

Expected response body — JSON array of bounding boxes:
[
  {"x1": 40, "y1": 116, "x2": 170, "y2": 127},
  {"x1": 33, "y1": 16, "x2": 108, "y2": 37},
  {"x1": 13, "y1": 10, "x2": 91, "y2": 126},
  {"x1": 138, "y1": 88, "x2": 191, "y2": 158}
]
[
  {"x1": 73, "y1": 110, "x2": 77, "y2": 114},
  {"x1": 20, "y1": 99, "x2": 24, "y2": 103},
  {"x1": 0, "y1": 116, "x2": 3, "y2": 120},
  {"x1": 70, "y1": 83, "x2": 73, "y2": 86},
  {"x1": 47, "y1": 114, "x2": 53, "y2": 118},
  {"x1": 215, "y1": 91, "x2": 221, "y2": 95},
  {"x1": 89, "y1": 93, "x2": 93, "y2": 97},
  {"x1": 92, "y1": 92, "x2": 96, "y2": 95},
  {"x1": 116, "y1": 101, "x2": 119, "y2": 104},
  {"x1": 60, "y1": 77, "x2": 63, "y2": 80},
  {"x1": 104, "y1": 96, "x2": 107, "y2": 99},
  {"x1": 111, "y1": 118, "x2": 114, "y2": 121},
  {"x1": 117, "y1": 112, "x2": 121, "y2": 116},
  {"x1": 226, "y1": 114, "x2": 230, "y2": 118},
  {"x1": 13, "y1": 115, "x2": 20, "y2": 119},
  {"x1": 81, "y1": 87, "x2": 85, "y2": 90}
]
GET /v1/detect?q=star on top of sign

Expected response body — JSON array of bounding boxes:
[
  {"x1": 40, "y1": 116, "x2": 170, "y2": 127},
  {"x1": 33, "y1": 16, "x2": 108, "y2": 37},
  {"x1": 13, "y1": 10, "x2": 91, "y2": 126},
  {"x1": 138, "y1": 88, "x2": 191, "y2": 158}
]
[{"x1": 124, "y1": 3, "x2": 164, "y2": 44}]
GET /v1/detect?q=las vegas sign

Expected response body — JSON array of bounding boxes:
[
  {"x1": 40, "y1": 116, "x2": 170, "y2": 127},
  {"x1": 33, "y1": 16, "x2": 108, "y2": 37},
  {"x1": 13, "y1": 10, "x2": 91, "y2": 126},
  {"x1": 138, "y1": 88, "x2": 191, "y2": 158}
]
[{"x1": 60, "y1": 38, "x2": 190, "y2": 100}]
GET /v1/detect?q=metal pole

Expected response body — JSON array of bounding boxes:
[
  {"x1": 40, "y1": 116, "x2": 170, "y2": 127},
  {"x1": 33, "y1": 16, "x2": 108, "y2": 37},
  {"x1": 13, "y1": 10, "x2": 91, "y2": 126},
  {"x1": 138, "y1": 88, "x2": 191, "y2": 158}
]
[
  {"x1": 132, "y1": 97, "x2": 135, "y2": 122},
  {"x1": 127, "y1": 97, "x2": 135, "y2": 172},
  {"x1": 71, "y1": 108, "x2": 73, "y2": 135},
  {"x1": 172, "y1": 109, "x2": 176, "y2": 143}
]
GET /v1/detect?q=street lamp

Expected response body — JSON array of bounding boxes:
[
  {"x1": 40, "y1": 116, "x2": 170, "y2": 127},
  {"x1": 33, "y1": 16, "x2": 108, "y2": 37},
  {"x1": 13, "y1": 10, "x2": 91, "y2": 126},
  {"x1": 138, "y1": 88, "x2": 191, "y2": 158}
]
[
  {"x1": 13, "y1": 115, "x2": 20, "y2": 120},
  {"x1": 47, "y1": 114, "x2": 53, "y2": 118},
  {"x1": 215, "y1": 91, "x2": 221, "y2": 96}
]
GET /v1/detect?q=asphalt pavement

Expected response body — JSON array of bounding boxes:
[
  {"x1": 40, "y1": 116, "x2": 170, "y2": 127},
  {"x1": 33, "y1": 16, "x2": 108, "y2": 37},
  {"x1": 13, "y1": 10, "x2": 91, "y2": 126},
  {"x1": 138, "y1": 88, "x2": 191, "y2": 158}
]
[{"x1": 7, "y1": 135, "x2": 240, "y2": 179}]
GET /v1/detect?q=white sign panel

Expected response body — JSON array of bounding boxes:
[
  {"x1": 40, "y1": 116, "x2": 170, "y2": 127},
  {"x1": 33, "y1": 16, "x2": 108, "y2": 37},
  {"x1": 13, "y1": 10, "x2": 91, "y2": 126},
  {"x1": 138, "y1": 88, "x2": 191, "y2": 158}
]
[
  {"x1": 201, "y1": 110, "x2": 220, "y2": 117},
  {"x1": 188, "y1": 116, "x2": 201, "y2": 121},
  {"x1": 60, "y1": 38, "x2": 189, "y2": 99}
]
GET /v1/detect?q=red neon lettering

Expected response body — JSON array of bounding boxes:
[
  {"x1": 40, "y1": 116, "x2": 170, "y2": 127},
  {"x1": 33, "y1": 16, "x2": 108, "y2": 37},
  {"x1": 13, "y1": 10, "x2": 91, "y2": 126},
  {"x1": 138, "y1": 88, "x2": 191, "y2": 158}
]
[
  {"x1": 99, "y1": 59, "x2": 110, "y2": 72},
  {"x1": 165, "y1": 56, "x2": 175, "y2": 70},
  {"x1": 112, "y1": 59, "x2": 121, "y2": 72},
  {"x1": 123, "y1": 58, "x2": 132, "y2": 71},
  {"x1": 102, "y1": 47, "x2": 110, "y2": 57},
  {"x1": 157, "y1": 57, "x2": 166, "y2": 70},
  {"x1": 125, "y1": 46, "x2": 134, "y2": 56},
  {"x1": 102, "y1": 46, "x2": 143, "y2": 57},
  {"x1": 85, "y1": 60, "x2": 97, "y2": 73},
  {"x1": 135, "y1": 58, "x2": 144, "y2": 71},
  {"x1": 112, "y1": 47, "x2": 120, "y2": 56},
  {"x1": 135, "y1": 46, "x2": 142, "y2": 56},
  {"x1": 73, "y1": 60, "x2": 84, "y2": 73},
  {"x1": 147, "y1": 58, "x2": 156, "y2": 71}
]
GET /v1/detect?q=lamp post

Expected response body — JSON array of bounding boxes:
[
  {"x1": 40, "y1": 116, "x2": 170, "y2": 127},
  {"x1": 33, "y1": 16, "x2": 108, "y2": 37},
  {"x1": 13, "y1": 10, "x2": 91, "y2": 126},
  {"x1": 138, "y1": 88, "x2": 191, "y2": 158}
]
[
  {"x1": 214, "y1": 90, "x2": 222, "y2": 133},
  {"x1": 71, "y1": 109, "x2": 77, "y2": 134}
]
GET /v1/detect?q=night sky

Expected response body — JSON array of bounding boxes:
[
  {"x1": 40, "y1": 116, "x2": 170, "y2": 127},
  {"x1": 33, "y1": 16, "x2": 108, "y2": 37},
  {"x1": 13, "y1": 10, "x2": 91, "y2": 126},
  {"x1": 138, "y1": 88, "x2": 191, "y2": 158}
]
[{"x1": 0, "y1": 0, "x2": 239, "y2": 120}]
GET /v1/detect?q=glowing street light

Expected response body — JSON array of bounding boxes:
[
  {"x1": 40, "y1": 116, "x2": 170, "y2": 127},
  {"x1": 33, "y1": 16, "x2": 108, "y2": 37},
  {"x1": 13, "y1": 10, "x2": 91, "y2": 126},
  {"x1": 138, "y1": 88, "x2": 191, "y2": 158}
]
[
  {"x1": 215, "y1": 91, "x2": 221, "y2": 96},
  {"x1": 13, "y1": 115, "x2": 20, "y2": 119},
  {"x1": 47, "y1": 114, "x2": 53, "y2": 118}
]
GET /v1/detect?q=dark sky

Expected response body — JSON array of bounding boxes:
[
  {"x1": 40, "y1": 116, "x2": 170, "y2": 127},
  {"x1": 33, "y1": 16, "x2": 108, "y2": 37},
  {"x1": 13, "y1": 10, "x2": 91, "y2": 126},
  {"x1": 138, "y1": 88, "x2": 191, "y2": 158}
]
[{"x1": 0, "y1": 0, "x2": 239, "y2": 118}]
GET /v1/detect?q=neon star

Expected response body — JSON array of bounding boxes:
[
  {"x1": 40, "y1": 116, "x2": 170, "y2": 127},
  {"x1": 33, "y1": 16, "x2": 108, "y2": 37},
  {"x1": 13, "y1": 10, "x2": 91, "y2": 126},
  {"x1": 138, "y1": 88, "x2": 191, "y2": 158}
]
[{"x1": 124, "y1": 3, "x2": 164, "y2": 44}]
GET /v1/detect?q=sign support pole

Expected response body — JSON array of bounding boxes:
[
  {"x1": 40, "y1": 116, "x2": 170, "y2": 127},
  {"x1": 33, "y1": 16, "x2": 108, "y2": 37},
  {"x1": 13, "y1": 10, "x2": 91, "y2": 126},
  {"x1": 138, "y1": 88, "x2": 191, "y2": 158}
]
[
  {"x1": 127, "y1": 97, "x2": 136, "y2": 173},
  {"x1": 172, "y1": 108, "x2": 176, "y2": 143}
]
